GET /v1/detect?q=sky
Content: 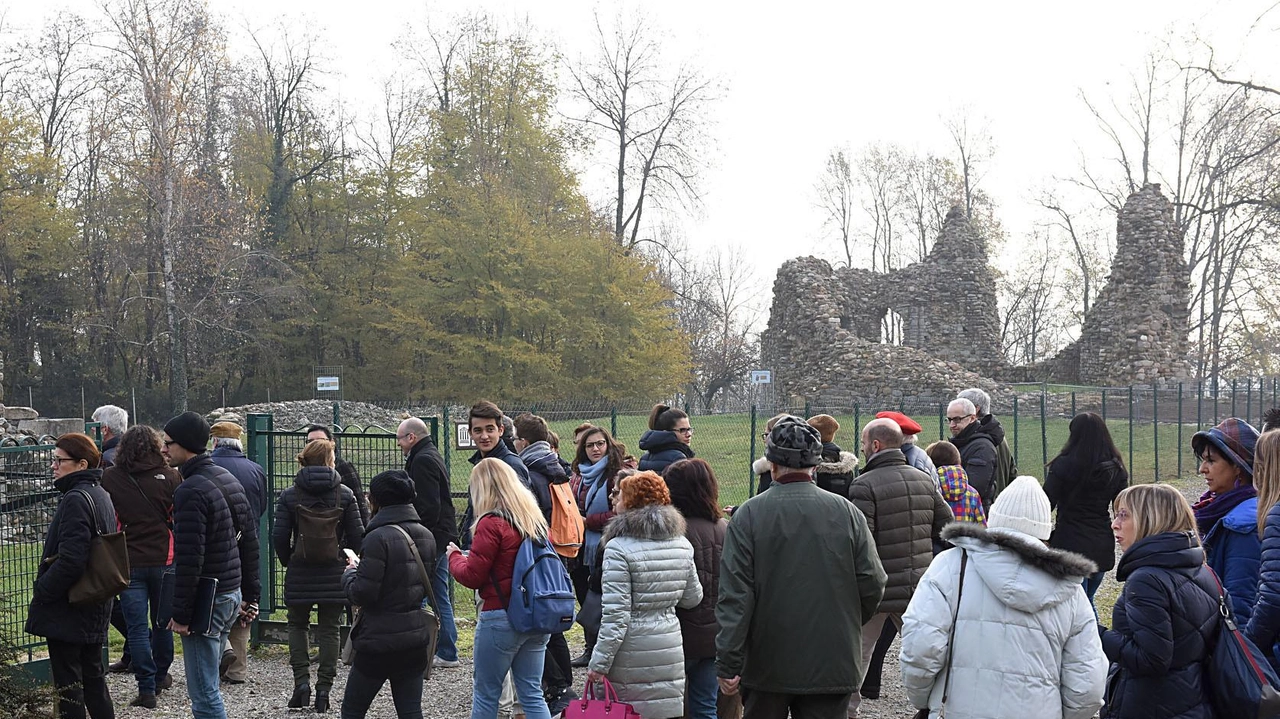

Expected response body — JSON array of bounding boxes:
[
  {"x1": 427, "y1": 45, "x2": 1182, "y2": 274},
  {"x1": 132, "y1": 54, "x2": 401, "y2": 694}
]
[{"x1": 5, "y1": 0, "x2": 1280, "y2": 289}]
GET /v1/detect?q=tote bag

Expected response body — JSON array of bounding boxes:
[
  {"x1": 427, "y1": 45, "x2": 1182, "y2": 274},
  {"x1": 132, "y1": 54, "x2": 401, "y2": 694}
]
[
  {"x1": 563, "y1": 678, "x2": 641, "y2": 719},
  {"x1": 68, "y1": 489, "x2": 130, "y2": 606}
]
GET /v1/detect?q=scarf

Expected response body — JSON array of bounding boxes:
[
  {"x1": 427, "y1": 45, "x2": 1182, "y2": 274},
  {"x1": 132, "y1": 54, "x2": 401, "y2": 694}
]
[
  {"x1": 579, "y1": 455, "x2": 612, "y2": 565},
  {"x1": 1193, "y1": 484, "x2": 1257, "y2": 539}
]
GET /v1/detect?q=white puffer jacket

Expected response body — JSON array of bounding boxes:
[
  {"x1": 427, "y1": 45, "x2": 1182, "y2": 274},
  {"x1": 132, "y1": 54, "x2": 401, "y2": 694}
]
[
  {"x1": 900, "y1": 522, "x2": 1107, "y2": 719},
  {"x1": 589, "y1": 504, "x2": 703, "y2": 719}
]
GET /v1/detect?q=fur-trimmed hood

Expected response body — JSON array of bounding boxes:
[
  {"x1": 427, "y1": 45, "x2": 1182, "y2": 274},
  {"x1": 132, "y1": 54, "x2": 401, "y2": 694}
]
[
  {"x1": 816, "y1": 451, "x2": 858, "y2": 476},
  {"x1": 602, "y1": 504, "x2": 687, "y2": 544},
  {"x1": 941, "y1": 521, "x2": 1098, "y2": 613},
  {"x1": 753, "y1": 456, "x2": 771, "y2": 476}
]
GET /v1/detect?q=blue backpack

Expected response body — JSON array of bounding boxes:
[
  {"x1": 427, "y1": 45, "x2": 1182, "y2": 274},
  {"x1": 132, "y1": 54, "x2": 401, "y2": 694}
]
[{"x1": 496, "y1": 534, "x2": 577, "y2": 634}]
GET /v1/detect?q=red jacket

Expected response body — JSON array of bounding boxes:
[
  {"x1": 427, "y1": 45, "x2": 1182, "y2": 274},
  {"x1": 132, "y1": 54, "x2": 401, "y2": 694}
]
[{"x1": 449, "y1": 513, "x2": 521, "y2": 611}]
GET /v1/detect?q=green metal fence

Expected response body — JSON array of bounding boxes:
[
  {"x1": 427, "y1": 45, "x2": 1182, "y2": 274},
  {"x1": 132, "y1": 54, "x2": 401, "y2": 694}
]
[{"x1": 0, "y1": 443, "x2": 59, "y2": 659}]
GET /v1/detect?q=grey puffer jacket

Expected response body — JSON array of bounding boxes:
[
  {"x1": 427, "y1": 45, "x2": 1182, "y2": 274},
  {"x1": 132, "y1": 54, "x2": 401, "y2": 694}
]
[
  {"x1": 590, "y1": 504, "x2": 703, "y2": 719},
  {"x1": 900, "y1": 523, "x2": 1106, "y2": 719}
]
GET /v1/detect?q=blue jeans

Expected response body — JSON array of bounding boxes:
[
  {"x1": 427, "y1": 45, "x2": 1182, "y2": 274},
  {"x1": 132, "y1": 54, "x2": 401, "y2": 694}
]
[
  {"x1": 472, "y1": 610, "x2": 551, "y2": 719},
  {"x1": 1083, "y1": 571, "x2": 1105, "y2": 621},
  {"x1": 182, "y1": 589, "x2": 240, "y2": 719},
  {"x1": 685, "y1": 656, "x2": 717, "y2": 719},
  {"x1": 119, "y1": 565, "x2": 175, "y2": 694},
  {"x1": 432, "y1": 553, "x2": 459, "y2": 662}
]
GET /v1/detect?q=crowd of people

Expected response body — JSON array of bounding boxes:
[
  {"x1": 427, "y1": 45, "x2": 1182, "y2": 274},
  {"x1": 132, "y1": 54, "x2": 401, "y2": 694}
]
[{"x1": 21, "y1": 396, "x2": 1280, "y2": 719}]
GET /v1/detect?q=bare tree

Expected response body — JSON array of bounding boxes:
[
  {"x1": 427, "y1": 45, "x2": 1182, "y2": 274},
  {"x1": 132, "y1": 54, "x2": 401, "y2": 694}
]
[
  {"x1": 999, "y1": 234, "x2": 1072, "y2": 364},
  {"x1": 568, "y1": 12, "x2": 717, "y2": 252},
  {"x1": 18, "y1": 12, "x2": 96, "y2": 161},
  {"x1": 1037, "y1": 192, "x2": 1099, "y2": 317},
  {"x1": 943, "y1": 111, "x2": 994, "y2": 219},
  {"x1": 815, "y1": 147, "x2": 855, "y2": 267}
]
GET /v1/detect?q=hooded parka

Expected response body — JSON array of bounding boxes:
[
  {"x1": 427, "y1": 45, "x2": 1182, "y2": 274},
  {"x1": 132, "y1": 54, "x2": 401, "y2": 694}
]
[
  {"x1": 589, "y1": 504, "x2": 703, "y2": 719},
  {"x1": 637, "y1": 430, "x2": 694, "y2": 475},
  {"x1": 1100, "y1": 531, "x2": 1218, "y2": 719},
  {"x1": 274, "y1": 465, "x2": 364, "y2": 605},
  {"x1": 900, "y1": 523, "x2": 1106, "y2": 719}
]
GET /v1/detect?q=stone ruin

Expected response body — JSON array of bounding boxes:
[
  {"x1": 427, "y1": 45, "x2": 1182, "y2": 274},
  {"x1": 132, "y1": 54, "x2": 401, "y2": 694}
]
[
  {"x1": 761, "y1": 184, "x2": 1193, "y2": 407},
  {"x1": 0, "y1": 405, "x2": 85, "y2": 543}
]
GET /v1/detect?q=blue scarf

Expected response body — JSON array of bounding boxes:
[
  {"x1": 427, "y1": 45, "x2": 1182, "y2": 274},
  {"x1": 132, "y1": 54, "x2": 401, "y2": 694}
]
[{"x1": 579, "y1": 455, "x2": 611, "y2": 564}]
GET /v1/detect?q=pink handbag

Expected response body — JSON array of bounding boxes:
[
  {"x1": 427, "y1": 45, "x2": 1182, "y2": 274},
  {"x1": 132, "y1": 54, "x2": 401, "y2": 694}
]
[{"x1": 561, "y1": 678, "x2": 642, "y2": 719}]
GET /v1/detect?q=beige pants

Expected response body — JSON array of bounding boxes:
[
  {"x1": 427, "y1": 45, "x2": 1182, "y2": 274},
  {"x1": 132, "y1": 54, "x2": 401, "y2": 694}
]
[
  {"x1": 223, "y1": 621, "x2": 249, "y2": 681},
  {"x1": 847, "y1": 613, "x2": 901, "y2": 718}
]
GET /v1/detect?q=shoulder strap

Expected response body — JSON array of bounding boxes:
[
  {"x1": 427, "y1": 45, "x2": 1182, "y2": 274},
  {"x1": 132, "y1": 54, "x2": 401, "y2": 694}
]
[
  {"x1": 387, "y1": 523, "x2": 440, "y2": 612},
  {"x1": 940, "y1": 549, "x2": 969, "y2": 706},
  {"x1": 126, "y1": 471, "x2": 173, "y2": 529},
  {"x1": 71, "y1": 489, "x2": 104, "y2": 536}
]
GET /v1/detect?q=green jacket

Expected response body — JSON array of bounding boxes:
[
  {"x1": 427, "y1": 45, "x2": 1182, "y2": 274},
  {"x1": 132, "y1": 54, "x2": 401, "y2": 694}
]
[{"x1": 716, "y1": 473, "x2": 886, "y2": 694}]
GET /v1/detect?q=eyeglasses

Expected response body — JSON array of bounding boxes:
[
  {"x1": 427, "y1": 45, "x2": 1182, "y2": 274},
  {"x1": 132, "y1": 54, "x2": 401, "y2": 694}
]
[
  {"x1": 50, "y1": 457, "x2": 80, "y2": 465},
  {"x1": 1111, "y1": 509, "x2": 1132, "y2": 523},
  {"x1": 585, "y1": 440, "x2": 608, "y2": 450},
  {"x1": 162, "y1": 440, "x2": 179, "y2": 447},
  {"x1": 946, "y1": 416, "x2": 972, "y2": 425},
  {"x1": 673, "y1": 427, "x2": 694, "y2": 435}
]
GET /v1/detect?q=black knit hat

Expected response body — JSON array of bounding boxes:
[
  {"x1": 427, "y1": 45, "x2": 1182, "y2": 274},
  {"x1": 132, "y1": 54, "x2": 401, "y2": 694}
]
[
  {"x1": 766, "y1": 415, "x2": 823, "y2": 469},
  {"x1": 164, "y1": 411, "x2": 210, "y2": 454},
  {"x1": 370, "y1": 470, "x2": 416, "y2": 506}
]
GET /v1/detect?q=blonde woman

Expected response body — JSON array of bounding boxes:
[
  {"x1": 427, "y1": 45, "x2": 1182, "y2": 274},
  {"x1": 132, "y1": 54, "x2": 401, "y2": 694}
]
[
  {"x1": 272, "y1": 439, "x2": 364, "y2": 712},
  {"x1": 1246, "y1": 431, "x2": 1280, "y2": 671},
  {"x1": 447, "y1": 458, "x2": 553, "y2": 719},
  {"x1": 1100, "y1": 484, "x2": 1217, "y2": 719}
]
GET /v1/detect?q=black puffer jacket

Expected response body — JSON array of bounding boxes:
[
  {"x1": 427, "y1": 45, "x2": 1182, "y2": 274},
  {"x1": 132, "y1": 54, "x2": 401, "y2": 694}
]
[
  {"x1": 951, "y1": 421, "x2": 999, "y2": 509},
  {"x1": 814, "y1": 441, "x2": 857, "y2": 498},
  {"x1": 171, "y1": 454, "x2": 261, "y2": 625},
  {"x1": 26, "y1": 469, "x2": 116, "y2": 644},
  {"x1": 637, "y1": 430, "x2": 694, "y2": 474},
  {"x1": 274, "y1": 466, "x2": 364, "y2": 605},
  {"x1": 1100, "y1": 532, "x2": 1218, "y2": 719},
  {"x1": 343, "y1": 504, "x2": 437, "y2": 657},
  {"x1": 1046, "y1": 458, "x2": 1129, "y2": 571}
]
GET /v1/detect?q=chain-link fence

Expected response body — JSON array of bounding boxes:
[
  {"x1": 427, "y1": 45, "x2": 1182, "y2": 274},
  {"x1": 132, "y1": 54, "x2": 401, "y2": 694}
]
[{"x1": 0, "y1": 444, "x2": 59, "y2": 660}]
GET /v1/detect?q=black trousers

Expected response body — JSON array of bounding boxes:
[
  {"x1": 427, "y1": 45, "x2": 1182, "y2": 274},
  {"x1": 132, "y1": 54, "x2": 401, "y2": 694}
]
[
  {"x1": 742, "y1": 689, "x2": 851, "y2": 719},
  {"x1": 542, "y1": 631, "x2": 572, "y2": 690},
  {"x1": 46, "y1": 639, "x2": 115, "y2": 719},
  {"x1": 110, "y1": 601, "x2": 130, "y2": 662},
  {"x1": 861, "y1": 621, "x2": 897, "y2": 691},
  {"x1": 340, "y1": 653, "x2": 427, "y2": 719}
]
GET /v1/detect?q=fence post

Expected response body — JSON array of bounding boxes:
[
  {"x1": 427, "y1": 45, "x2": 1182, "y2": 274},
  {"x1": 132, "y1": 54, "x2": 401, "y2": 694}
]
[
  {"x1": 937, "y1": 403, "x2": 944, "y2": 442},
  {"x1": 804, "y1": 400, "x2": 812, "y2": 420},
  {"x1": 1153, "y1": 387, "x2": 1160, "y2": 482},
  {"x1": 1247, "y1": 377, "x2": 1253, "y2": 426},
  {"x1": 1040, "y1": 391, "x2": 1048, "y2": 469},
  {"x1": 245, "y1": 412, "x2": 273, "y2": 643},
  {"x1": 1013, "y1": 395, "x2": 1020, "y2": 463},
  {"x1": 1070, "y1": 391, "x2": 1076, "y2": 419},
  {"x1": 441, "y1": 405, "x2": 451, "y2": 480},
  {"x1": 1177, "y1": 382, "x2": 1184, "y2": 478},
  {"x1": 749, "y1": 405, "x2": 758, "y2": 497},
  {"x1": 332, "y1": 401, "x2": 341, "y2": 429},
  {"x1": 1214, "y1": 378, "x2": 1221, "y2": 425},
  {"x1": 1101, "y1": 389, "x2": 1107, "y2": 422},
  {"x1": 610, "y1": 407, "x2": 618, "y2": 439},
  {"x1": 1231, "y1": 378, "x2": 1239, "y2": 420},
  {"x1": 853, "y1": 405, "x2": 861, "y2": 456},
  {"x1": 1128, "y1": 385, "x2": 1135, "y2": 475}
]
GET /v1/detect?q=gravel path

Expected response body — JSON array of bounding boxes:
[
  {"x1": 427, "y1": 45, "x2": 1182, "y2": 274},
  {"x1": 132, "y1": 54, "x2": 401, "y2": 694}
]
[{"x1": 104, "y1": 636, "x2": 919, "y2": 718}]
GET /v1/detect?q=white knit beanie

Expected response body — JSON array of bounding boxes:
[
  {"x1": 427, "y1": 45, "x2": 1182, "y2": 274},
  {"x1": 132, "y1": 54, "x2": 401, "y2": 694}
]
[{"x1": 987, "y1": 476, "x2": 1053, "y2": 540}]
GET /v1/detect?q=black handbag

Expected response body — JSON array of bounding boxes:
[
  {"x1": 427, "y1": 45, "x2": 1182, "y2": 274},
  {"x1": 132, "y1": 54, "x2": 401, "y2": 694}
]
[
  {"x1": 913, "y1": 549, "x2": 968, "y2": 719},
  {"x1": 67, "y1": 489, "x2": 130, "y2": 606},
  {"x1": 341, "y1": 524, "x2": 441, "y2": 674}
]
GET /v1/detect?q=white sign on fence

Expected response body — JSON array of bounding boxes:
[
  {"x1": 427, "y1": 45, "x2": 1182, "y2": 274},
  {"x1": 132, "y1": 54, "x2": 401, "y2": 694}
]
[
  {"x1": 316, "y1": 376, "x2": 340, "y2": 391},
  {"x1": 455, "y1": 421, "x2": 477, "y2": 450},
  {"x1": 750, "y1": 370, "x2": 773, "y2": 385}
]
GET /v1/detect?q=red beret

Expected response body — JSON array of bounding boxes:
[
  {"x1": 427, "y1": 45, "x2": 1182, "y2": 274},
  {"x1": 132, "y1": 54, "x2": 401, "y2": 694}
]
[{"x1": 876, "y1": 411, "x2": 923, "y2": 436}]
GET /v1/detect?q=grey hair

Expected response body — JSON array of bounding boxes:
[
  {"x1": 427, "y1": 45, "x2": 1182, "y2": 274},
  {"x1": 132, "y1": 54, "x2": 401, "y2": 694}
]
[
  {"x1": 92, "y1": 405, "x2": 128, "y2": 435},
  {"x1": 213, "y1": 437, "x2": 243, "y2": 452},
  {"x1": 949, "y1": 397, "x2": 977, "y2": 417},
  {"x1": 958, "y1": 388, "x2": 991, "y2": 417}
]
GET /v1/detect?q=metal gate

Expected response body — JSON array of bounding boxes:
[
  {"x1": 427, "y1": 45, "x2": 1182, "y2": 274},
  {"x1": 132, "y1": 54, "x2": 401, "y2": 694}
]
[{"x1": 244, "y1": 413, "x2": 440, "y2": 644}]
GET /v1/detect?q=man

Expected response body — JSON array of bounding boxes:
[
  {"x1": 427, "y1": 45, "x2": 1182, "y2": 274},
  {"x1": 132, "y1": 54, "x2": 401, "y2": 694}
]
[
  {"x1": 948, "y1": 397, "x2": 1000, "y2": 509},
  {"x1": 958, "y1": 387, "x2": 1017, "y2": 500},
  {"x1": 846, "y1": 418, "x2": 953, "y2": 718},
  {"x1": 92, "y1": 404, "x2": 128, "y2": 468},
  {"x1": 512, "y1": 412, "x2": 577, "y2": 715},
  {"x1": 467, "y1": 401, "x2": 531, "y2": 485},
  {"x1": 208, "y1": 422, "x2": 268, "y2": 686},
  {"x1": 717, "y1": 416, "x2": 886, "y2": 719},
  {"x1": 305, "y1": 424, "x2": 370, "y2": 525},
  {"x1": 163, "y1": 411, "x2": 260, "y2": 719},
  {"x1": 396, "y1": 416, "x2": 460, "y2": 670}
]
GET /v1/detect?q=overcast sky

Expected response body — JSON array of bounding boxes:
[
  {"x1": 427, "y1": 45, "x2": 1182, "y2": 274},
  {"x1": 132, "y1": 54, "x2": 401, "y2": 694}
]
[{"x1": 6, "y1": 0, "x2": 1280, "y2": 293}]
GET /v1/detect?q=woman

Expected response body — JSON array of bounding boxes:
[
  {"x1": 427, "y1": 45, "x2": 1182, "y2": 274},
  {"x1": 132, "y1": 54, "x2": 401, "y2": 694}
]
[
  {"x1": 664, "y1": 459, "x2": 729, "y2": 719},
  {"x1": 1246, "y1": 430, "x2": 1280, "y2": 671},
  {"x1": 447, "y1": 458, "x2": 554, "y2": 719},
  {"x1": 274, "y1": 439, "x2": 364, "y2": 712},
  {"x1": 1191, "y1": 417, "x2": 1261, "y2": 623},
  {"x1": 341, "y1": 470, "x2": 437, "y2": 719},
  {"x1": 638, "y1": 404, "x2": 694, "y2": 474},
  {"x1": 899, "y1": 476, "x2": 1105, "y2": 719},
  {"x1": 1044, "y1": 412, "x2": 1130, "y2": 610},
  {"x1": 26, "y1": 433, "x2": 118, "y2": 719},
  {"x1": 1099, "y1": 484, "x2": 1219, "y2": 719},
  {"x1": 586, "y1": 471, "x2": 703, "y2": 719},
  {"x1": 100, "y1": 425, "x2": 183, "y2": 708},
  {"x1": 570, "y1": 426, "x2": 624, "y2": 667},
  {"x1": 807, "y1": 415, "x2": 857, "y2": 498}
]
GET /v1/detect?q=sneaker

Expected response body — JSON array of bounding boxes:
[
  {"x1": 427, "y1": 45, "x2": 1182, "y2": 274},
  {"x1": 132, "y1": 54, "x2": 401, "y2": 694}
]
[
  {"x1": 130, "y1": 693, "x2": 157, "y2": 709},
  {"x1": 432, "y1": 655, "x2": 461, "y2": 668},
  {"x1": 156, "y1": 674, "x2": 173, "y2": 692}
]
